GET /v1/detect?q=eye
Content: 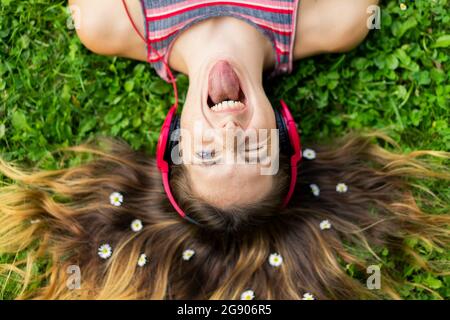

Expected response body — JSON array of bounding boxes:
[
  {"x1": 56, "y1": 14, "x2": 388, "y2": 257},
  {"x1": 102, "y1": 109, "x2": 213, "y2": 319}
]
[
  {"x1": 245, "y1": 144, "x2": 263, "y2": 152},
  {"x1": 244, "y1": 135, "x2": 268, "y2": 152},
  {"x1": 196, "y1": 150, "x2": 215, "y2": 160}
]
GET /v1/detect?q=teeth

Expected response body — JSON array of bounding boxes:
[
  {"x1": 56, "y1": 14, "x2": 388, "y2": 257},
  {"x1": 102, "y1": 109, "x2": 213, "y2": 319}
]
[{"x1": 211, "y1": 100, "x2": 245, "y2": 112}]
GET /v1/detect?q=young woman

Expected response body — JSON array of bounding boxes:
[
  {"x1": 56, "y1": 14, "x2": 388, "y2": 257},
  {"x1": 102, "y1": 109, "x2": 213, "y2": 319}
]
[
  {"x1": 0, "y1": 0, "x2": 448, "y2": 300},
  {"x1": 69, "y1": 0, "x2": 380, "y2": 209}
]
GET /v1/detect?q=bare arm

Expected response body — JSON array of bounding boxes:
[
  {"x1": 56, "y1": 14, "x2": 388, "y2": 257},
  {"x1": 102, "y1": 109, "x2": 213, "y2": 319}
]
[
  {"x1": 293, "y1": 0, "x2": 380, "y2": 59},
  {"x1": 68, "y1": 0, "x2": 147, "y2": 61},
  {"x1": 69, "y1": 0, "x2": 379, "y2": 64}
]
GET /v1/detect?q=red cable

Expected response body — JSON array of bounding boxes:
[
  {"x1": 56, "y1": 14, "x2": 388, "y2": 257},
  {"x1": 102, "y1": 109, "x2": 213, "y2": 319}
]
[
  {"x1": 121, "y1": 0, "x2": 146, "y2": 42},
  {"x1": 121, "y1": 0, "x2": 179, "y2": 109}
]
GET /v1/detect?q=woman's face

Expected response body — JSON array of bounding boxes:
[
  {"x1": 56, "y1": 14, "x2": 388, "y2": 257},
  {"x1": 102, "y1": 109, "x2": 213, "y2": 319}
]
[{"x1": 178, "y1": 58, "x2": 279, "y2": 208}]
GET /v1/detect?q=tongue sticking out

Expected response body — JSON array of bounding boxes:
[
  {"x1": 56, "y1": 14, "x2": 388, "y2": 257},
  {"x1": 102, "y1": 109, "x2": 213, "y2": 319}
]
[{"x1": 208, "y1": 61, "x2": 241, "y2": 105}]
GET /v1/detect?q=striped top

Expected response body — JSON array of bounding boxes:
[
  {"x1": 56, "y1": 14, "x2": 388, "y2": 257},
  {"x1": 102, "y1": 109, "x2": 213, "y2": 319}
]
[{"x1": 140, "y1": 0, "x2": 300, "y2": 82}]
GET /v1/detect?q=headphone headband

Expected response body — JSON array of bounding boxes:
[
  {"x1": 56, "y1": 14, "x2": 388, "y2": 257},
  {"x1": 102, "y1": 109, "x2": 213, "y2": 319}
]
[{"x1": 279, "y1": 100, "x2": 302, "y2": 207}]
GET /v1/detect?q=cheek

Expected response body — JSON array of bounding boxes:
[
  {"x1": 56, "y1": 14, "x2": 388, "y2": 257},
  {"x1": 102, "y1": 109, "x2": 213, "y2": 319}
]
[
  {"x1": 248, "y1": 94, "x2": 276, "y2": 129},
  {"x1": 251, "y1": 109, "x2": 276, "y2": 129},
  {"x1": 178, "y1": 136, "x2": 193, "y2": 163},
  {"x1": 180, "y1": 109, "x2": 204, "y2": 135}
]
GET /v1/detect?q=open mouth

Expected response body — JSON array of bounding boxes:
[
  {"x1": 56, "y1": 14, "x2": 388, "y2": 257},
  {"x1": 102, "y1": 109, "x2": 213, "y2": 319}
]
[{"x1": 207, "y1": 60, "x2": 247, "y2": 113}]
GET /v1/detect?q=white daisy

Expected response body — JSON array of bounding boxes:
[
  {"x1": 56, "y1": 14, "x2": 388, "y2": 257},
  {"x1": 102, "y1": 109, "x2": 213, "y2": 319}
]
[
  {"x1": 400, "y1": 3, "x2": 407, "y2": 10},
  {"x1": 320, "y1": 219, "x2": 332, "y2": 230},
  {"x1": 137, "y1": 253, "x2": 147, "y2": 267},
  {"x1": 131, "y1": 219, "x2": 143, "y2": 232},
  {"x1": 336, "y1": 183, "x2": 348, "y2": 193},
  {"x1": 302, "y1": 148, "x2": 316, "y2": 160},
  {"x1": 109, "y1": 192, "x2": 123, "y2": 206},
  {"x1": 302, "y1": 292, "x2": 315, "y2": 300},
  {"x1": 240, "y1": 290, "x2": 255, "y2": 300},
  {"x1": 182, "y1": 249, "x2": 195, "y2": 261},
  {"x1": 98, "y1": 243, "x2": 112, "y2": 259},
  {"x1": 268, "y1": 253, "x2": 283, "y2": 267},
  {"x1": 309, "y1": 184, "x2": 320, "y2": 197}
]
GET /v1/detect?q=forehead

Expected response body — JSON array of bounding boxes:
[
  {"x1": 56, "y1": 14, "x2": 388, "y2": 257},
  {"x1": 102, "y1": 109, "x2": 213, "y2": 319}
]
[
  {"x1": 186, "y1": 163, "x2": 274, "y2": 207},
  {"x1": 188, "y1": 162, "x2": 261, "y2": 177}
]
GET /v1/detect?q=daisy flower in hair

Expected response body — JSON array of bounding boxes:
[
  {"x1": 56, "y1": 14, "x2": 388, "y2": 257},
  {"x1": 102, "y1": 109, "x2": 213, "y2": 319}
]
[
  {"x1": 182, "y1": 249, "x2": 195, "y2": 261},
  {"x1": 309, "y1": 184, "x2": 320, "y2": 197},
  {"x1": 109, "y1": 192, "x2": 123, "y2": 206},
  {"x1": 98, "y1": 243, "x2": 112, "y2": 259},
  {"x1": 268, "y1": 253, "x2": 283, "y2": 267},
  {"x1": 336, "y1": 183, "x2": 348, "y2": 193},
  {"x1": 131, "y1": 219, "x2": 143, "y2": 232},
  {"x1": 302, "y1": 148, "x2": 316, "y2": 160},
  {"x1": 319, "y1": 219, "x2": 332, "y2": 230},
  {"x1": 137, "y1": 253, "x2": 147, "y2": 267},
  {"x1": 240, "y1": 290, "x2": 255, "y2": 300},
  {"x1": 302, "y1": 292, "x2": 315, "y2": 300}
]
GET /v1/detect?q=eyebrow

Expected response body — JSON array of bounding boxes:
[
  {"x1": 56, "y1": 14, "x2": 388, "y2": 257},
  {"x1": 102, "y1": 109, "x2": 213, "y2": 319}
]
[{"x1": 199, "y1": 160, "x2": 218, "y2": 167}]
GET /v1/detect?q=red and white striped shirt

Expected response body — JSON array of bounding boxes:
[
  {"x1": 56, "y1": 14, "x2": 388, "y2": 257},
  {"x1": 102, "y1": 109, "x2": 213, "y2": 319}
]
[{"x1": 139, "y1": 0, "x2": 300, "y2": 82}]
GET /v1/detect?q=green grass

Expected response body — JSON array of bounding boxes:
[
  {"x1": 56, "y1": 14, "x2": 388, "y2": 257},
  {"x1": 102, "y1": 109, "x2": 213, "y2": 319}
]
[{"x1": 0, "y1": 0, "x2": 449, "y2": 299}]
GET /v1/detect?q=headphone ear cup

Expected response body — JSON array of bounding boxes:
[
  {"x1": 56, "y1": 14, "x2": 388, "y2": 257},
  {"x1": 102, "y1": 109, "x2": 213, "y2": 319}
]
[
  {"x1": 165, "y1": 115, "x2": 181, "y2": 164},
  {"x1": 274, "y1": 108, "x2": 293, "y2": 156}
]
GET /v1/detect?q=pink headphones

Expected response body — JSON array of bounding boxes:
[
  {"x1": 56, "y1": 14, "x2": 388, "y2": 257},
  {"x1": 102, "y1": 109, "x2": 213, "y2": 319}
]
[
  {"x1": 122, "y1": 0, "x2": 302, "y2": 225},
  {"x1": 156, "y1": 100, "x2": 302, "y2": 225}
]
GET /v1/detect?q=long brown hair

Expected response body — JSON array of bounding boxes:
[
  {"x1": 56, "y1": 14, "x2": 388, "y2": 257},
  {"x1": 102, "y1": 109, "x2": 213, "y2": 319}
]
[{"x1": 0, "y1": 131, "x2": 448, "y2": 299}]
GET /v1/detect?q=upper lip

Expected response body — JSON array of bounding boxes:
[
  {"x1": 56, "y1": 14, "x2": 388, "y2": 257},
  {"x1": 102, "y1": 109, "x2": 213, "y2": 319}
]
[{"x1": 209, "y1": 103, "x2": 248, "y2": 114}]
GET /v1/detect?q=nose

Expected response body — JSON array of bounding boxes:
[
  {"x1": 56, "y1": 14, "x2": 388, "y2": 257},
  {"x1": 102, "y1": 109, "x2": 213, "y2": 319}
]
[{"x1": 223, "y1": 120, "x2": 240, "y2": 129}]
